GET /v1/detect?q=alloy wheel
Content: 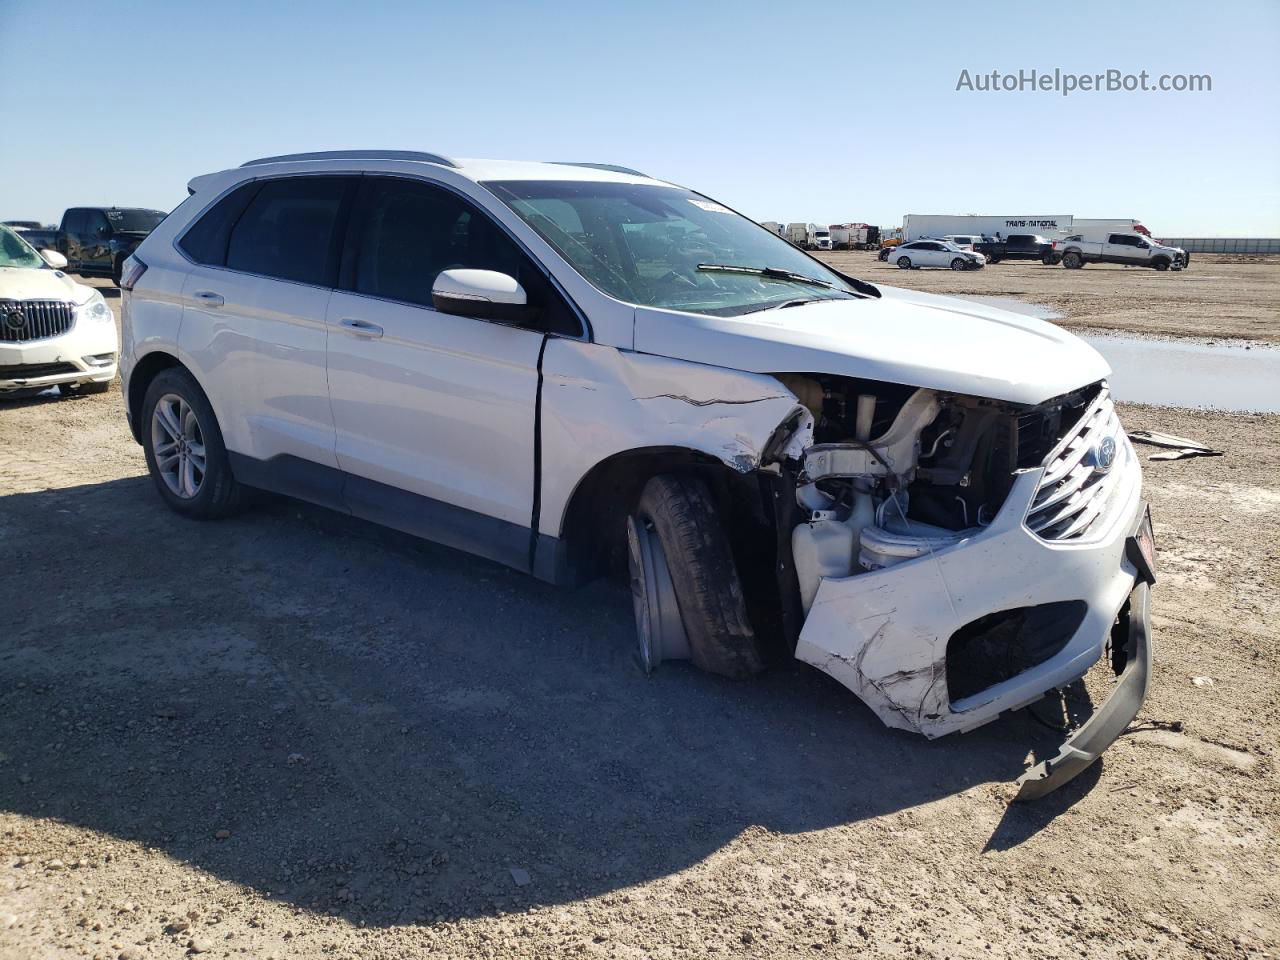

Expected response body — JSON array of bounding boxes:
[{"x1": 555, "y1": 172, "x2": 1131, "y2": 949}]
[{"x1": 151, "y1": 393, "x2": 206, "y2": 499}]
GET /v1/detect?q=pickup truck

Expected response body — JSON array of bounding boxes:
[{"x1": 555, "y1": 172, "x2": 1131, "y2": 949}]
[
  {"x1": 57, "y1": 206, "x2": 167, "y2": 285},
  {"x1": 1054, "y1": 233, "x2": 1188, "y2": 271},
  {"x1": 974, "y1": 234, "x2": 1058, "y2": 265}
]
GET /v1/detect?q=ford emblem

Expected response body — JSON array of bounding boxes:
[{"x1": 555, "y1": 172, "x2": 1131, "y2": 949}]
[{"x1": 1092, "y1": 436, "x2": 1118, "y2": 474}]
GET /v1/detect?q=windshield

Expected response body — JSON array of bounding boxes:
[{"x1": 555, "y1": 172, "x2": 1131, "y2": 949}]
[
  {"x1": 106, "y1": 208, "x2": 167, "y2": 232},
  {"x1": 483, "y1": 180, "x2": 861, "y2": 316},
  {"x1": 0, "y1": 225, "x2": 45, "y2": 269}
]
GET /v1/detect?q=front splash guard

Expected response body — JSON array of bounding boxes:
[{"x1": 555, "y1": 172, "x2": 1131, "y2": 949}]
[{"x1": 1014, "y1": 578, "x2": 1153, "y2": 801}]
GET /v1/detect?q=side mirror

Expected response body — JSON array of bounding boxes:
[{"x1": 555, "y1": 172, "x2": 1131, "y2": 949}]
[
  {"x1": 41, "y1": 249, "x2": 68, "y2": 270},
  {"x1": 431, "y1": 269, "x2": 536, "y2": 325}
]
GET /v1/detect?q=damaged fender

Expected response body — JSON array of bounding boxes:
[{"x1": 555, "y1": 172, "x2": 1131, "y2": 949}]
[{"x1": 538, "y1": 338, "x2": 812, "y2": 538}]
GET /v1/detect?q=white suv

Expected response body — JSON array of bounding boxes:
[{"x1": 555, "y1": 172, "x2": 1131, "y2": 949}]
[
  {"x1": 0, "y1": 225, "x2": 118, "y2": 398},
  {"x1": 120, "y1": 151, "x2": 1155, "y2": 798}
]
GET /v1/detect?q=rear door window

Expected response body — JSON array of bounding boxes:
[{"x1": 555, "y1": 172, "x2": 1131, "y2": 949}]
[{"x1": 226, "y1": 176, "x2": 354, "y2": 286}]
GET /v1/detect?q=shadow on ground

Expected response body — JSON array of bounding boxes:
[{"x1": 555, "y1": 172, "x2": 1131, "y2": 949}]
[{"x1": 1, "y1": 477, "x2": 1079, "y2": 925}]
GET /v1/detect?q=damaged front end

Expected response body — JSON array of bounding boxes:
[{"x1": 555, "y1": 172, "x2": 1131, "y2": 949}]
[{"x1": 761, "y1": 374, "x2": 1153, "y2": 798}]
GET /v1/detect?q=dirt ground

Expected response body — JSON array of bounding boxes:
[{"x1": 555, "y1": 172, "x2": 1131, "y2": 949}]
[
  {"x1": 816, "y1": 251, "x2": 1280, "y2": 345},
  {"x1": 1, "y1": 278, "x2": 1277, "y2": 959}
]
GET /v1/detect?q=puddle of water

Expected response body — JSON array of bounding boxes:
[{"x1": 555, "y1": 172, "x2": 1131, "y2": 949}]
[
  {"x1": 1079, "y1": 335, "x2": 1280, "y2": 413},
  {"x1": 959, "y1": 296, "x2": 1280, "y2": 412}
]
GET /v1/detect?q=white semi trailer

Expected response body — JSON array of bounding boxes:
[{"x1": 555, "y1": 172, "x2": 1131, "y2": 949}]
[
  {"x1": 785, "y1": 222, "x2": 810, "y2": 246},
  {"x1": 1071, "y1": 219, "x2": 1152, "y2": 239},
  {"x1": 903, "y1": 215, "x2": 1074, "y2": 242}
]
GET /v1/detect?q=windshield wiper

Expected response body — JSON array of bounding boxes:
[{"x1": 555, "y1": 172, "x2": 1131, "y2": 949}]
[{"x1": 697, "y1": 263, "x2": 834, "y2": 288}]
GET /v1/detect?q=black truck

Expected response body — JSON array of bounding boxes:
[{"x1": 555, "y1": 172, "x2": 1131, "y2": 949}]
[
  {"x1": 973, "y1": 233, "x2": 1058, "y2": 265},
  {"x1": 57, "y1": 206, "x2": 167, "y2": 284}
]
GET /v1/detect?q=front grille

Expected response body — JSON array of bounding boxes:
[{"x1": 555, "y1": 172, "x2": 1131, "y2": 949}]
[
  {"x1": 1027, "y1": 388, "x2": 1128, "y2": 540},
  {"x1": 0, "y1": 299, "x2": 76, "y2": 343},
  {"x1": 0, "y1": 361, "x2": 79, "y2": 379}
]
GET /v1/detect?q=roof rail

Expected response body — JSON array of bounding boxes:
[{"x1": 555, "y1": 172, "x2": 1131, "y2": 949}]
[
  {"x1": 551, "y1": 161, "x2": 649, "y2": 178},
  {"x1": 241, "y1": 150, "x2": 456, "y2": 168}
]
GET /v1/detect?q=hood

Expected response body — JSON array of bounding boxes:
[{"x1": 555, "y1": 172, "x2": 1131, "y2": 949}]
[
  {"x1": 632, "y1": 285, "x2": 1110, "y2": 406},
  {"x1": 0, "y1": 267, "x2": 94, "y2": 305}
]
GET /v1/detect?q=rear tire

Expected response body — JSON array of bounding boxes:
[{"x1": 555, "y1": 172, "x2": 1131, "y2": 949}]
[
  {"x1": 628, "y1": 474, "x2": 763, "y2": 679},
  {"x1": 141, "y1": 367, "x2": 241, "y2": 519},
  {"x1": 896, "y1": 256, "x2": 912, "y2": 270}
]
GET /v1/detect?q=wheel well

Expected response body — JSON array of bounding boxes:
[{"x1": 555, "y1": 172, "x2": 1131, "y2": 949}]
[
  {"x1": 1152, "y1": 255, "x2": 1170, "y2": 265},
  {"x1": 556, "y1": 447, "x2": 762, "y2": 585},
  {"x1": 126, "y1": 351, "x2": 182, "y2": 443}
]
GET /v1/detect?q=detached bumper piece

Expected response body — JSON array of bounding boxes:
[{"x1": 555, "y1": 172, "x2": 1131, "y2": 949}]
[{"x1": 1015, "y1": 508, "x2": 1156, "y2": 801}]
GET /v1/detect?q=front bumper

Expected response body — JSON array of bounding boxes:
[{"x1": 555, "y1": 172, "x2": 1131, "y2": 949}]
[
  {"x1": 1015, "y1": 565, "x2": 1153, "y2": 800},
  {"x1": 795, "y1": 436, "x2": 1149, "y2": 796},
  {"x1": 0, "y1": 320, "x2": 118, "y2": 391}
]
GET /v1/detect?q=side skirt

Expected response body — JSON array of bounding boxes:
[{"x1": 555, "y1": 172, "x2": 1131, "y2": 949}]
[{"x1": 227, "y1": 452, "x2": 572, "y2": 584}]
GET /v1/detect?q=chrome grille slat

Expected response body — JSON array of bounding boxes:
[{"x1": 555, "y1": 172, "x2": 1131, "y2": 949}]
[
  {"x1": 0, "y1": 299, "x2": 76, "y2": 343},
  {"x1": 1027, "y1": 388, "x2": 1128, "y2": 542}
]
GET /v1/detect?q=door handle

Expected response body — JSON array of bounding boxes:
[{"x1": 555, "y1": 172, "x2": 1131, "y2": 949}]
[
  {"x1": 193, "y1": 290, "x2": 224, "y2": 307},
  {"x1": 339, "y1": 318, "x2": 383, "y2": 339}
]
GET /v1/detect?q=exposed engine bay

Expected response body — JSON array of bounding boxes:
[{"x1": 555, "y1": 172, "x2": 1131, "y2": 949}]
[{"x1": 774, "y1": 373, "x2": 1103, "y2": 613}]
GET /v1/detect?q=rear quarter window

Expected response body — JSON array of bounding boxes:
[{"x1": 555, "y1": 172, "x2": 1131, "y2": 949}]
[{"x1": 178, "y1": 182, "x2": 261, "y2": 266}]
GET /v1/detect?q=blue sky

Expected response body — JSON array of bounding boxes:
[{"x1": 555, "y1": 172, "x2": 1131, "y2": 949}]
[{"x1": 2, "y1": 0, "x2": 1277, "y2": 236}]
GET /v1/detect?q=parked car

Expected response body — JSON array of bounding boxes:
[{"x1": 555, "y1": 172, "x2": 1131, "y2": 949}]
[
  {"x1": 941, "y1": 234, "x2": 983, "y2": 251},
  {"x1": 57, "y1": 206, "x2": 168, "y2": 285},
  {"x1": 892, "y1": 239, "x2": 986, "y2": 270},
  {"x1": 1055, "y1": 233, "x2": 1188, "y2": 271},
  {"x1": 0, "y1": 224, "x2": 118, "y2": 398},
  {"x1": 975, "y1": 234, "x2": 1058, "y2": 265},
  {"x1": 120, "y1": 150, "x2": 1154, "y2": 799}
]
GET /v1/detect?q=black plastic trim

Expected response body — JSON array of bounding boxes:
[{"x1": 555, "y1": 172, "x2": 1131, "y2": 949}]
[
  {"x1": 1014, "y1": 505, "x2": 1156, "y2": 801},
  {"x1": 226, "y1": 452, "x2": 574, "y2": 584}
]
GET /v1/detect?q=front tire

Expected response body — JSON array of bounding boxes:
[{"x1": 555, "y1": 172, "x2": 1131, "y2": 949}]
[
  {"x1": 1153, "y1": 259, "x2": 1169, "y2": 271},
  {"x1": 1062, "y1": 252, "x2": 1084, "y2": 269},
  {"x1": 950, "y1": 258, "x2": 967, "y2": 271},
  {"x1": 896, "y1": 256, "x2": 912, "y2": 270},
  {"x1": 141, "y1": 368, "x2": 241, "y2": 519},
  {"x1": 627, "y1": 474, "x2": 763, "y2": 679}
]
